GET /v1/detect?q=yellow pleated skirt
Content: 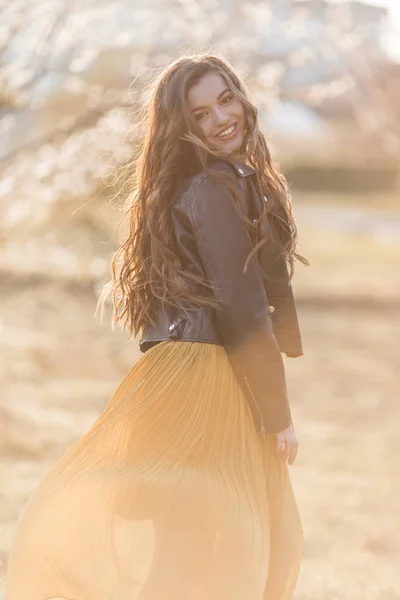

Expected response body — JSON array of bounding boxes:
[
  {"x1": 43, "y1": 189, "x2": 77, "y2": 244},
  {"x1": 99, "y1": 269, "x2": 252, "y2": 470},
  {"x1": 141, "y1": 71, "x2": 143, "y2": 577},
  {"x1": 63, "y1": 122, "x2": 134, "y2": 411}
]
[{"x1": 5, "y1": 341, "x2": 303, "y2": 600}]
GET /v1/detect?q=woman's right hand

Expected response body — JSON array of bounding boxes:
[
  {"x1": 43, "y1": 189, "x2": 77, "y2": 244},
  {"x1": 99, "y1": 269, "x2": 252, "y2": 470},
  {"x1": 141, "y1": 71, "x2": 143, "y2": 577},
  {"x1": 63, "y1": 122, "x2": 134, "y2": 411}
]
[{"x1": 275, "y1": 423, "x2": 299, "y2": 465}]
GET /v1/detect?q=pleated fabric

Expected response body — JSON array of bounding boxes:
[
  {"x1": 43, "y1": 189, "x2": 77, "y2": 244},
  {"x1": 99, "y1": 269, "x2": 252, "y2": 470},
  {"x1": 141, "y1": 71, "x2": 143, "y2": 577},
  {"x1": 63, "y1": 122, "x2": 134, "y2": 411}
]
[{"x1": 5, "y1": 341, "x2": 303, "y2": 600}]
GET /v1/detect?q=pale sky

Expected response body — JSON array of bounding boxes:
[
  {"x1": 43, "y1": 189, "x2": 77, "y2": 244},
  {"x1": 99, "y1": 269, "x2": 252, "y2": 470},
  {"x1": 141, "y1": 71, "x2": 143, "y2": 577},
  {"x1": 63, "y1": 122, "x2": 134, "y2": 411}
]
[{"x1": 331, "y1": 0, "x2": 400, "y2": 60}]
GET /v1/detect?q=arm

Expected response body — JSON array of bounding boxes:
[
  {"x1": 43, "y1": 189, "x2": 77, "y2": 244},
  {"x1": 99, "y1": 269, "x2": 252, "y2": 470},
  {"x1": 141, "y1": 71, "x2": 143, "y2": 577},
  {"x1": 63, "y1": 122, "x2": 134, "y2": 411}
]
[{"x1": 187, "y1": 175, "x2": 292, "y2": 435}]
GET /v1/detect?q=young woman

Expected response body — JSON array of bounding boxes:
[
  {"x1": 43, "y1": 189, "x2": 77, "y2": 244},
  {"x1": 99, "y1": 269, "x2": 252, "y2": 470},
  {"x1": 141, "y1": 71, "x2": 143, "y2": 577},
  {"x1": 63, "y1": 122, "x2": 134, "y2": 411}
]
[{"x1": 5, "y1": 53, "x2": 309, "y2": 600}]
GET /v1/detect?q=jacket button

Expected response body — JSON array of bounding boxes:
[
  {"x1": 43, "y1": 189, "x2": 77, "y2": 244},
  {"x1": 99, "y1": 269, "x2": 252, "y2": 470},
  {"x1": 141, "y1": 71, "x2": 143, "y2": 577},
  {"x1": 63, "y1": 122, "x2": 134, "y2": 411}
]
[
  {"x1": 264, "y1": 195, "x2": 268, "y2": 203},
  {"x1": 168, "y1": 323, "x2": 175, "y2": 332},
  {"x1": 238, "y1": 167, "x2": 244, "y2": 175},
  {"x1": 269, "y1": 305, "x2": 275, "y2": 313}
]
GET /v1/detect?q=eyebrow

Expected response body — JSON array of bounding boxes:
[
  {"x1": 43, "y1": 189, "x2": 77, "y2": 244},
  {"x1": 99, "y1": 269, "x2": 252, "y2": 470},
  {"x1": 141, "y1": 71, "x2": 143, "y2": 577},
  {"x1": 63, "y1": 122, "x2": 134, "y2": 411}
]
[{"x1": 192, "y1": 88, "x2": 231, "y2": 112}]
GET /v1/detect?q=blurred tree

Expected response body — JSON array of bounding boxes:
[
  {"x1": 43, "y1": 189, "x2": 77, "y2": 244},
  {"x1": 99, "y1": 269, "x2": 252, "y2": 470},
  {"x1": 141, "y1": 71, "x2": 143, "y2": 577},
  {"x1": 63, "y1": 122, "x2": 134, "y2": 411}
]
[{"x1": 0, "y1": 0, "x2": 398, "y2": 281}]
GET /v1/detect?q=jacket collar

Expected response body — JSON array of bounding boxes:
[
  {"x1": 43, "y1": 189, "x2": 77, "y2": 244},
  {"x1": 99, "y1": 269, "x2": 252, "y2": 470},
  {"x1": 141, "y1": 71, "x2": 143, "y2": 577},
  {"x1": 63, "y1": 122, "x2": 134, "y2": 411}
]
[
  {"x1": 207, "y1": 156, "x2": 256, "y2": 178},
  {"x1": 230, "y1": 161, "x2": 256, "y2": 177}
]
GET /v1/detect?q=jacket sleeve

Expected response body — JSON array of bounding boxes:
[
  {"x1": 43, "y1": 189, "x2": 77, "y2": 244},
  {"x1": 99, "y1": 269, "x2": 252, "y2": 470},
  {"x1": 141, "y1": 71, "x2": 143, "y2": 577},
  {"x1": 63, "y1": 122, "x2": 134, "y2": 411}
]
[{"x1": 187, "y1": 175, "x2": 292, "y2": 435}]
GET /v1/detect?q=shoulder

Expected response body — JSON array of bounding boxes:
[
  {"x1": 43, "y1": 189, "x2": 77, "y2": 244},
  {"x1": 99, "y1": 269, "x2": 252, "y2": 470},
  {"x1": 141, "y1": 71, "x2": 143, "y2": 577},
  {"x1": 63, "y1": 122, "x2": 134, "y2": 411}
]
[
  {"x1": 178, "y1": 160, "x2": 233, "y2": 204},
  {"x1": 177, "y1": 158, "x2": 253, "y2": 209}
]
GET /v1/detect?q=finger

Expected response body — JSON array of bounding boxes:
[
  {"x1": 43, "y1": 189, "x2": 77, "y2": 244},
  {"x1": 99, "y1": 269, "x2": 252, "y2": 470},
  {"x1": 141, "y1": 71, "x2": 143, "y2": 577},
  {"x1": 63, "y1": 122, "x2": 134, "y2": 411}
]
[
  {"x1": 288, "y1": 443, "x2": 299, "y2": 465},
  {"x1": 275, "y1": 438, "x2": 285, "y2": 456},
  {"x1": 283, "y1": 435, "x2": 297, "y2": 462},
  {"x1": 282, "y1": 440, "x2": 292, "y2": 462}
]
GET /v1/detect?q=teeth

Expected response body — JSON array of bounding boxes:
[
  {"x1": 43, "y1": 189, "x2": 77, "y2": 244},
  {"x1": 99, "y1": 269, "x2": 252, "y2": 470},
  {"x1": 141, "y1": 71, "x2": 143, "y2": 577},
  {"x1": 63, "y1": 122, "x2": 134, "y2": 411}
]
[{"x1": 218, "y1": 125, "x2": 235, "y2": 137}]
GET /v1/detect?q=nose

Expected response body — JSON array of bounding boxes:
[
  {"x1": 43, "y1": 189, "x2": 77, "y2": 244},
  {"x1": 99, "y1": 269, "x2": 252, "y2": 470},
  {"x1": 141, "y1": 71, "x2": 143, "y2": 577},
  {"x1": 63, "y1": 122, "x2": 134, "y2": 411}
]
[{"x1": 212, "y1": 106, "x2": 229, "y2": 127}]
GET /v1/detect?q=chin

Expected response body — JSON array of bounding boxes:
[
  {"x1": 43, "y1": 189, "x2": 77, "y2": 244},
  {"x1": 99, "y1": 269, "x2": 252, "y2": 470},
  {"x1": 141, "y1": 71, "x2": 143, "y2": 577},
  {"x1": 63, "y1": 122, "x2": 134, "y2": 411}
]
[
  {"x1": 208, "y1": 137, "x2": 244, "y2": 156},
  {"x1": 224, "y1": 140, "x2": 243, "y2": 155}
]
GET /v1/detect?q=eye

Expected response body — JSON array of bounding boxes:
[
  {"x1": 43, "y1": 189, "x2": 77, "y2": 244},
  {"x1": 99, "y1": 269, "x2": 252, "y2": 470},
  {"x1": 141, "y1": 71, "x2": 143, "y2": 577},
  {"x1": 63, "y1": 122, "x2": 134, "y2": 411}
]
[
  {"x1": 195, "y1": 112, "x2": 207, "y2": 121},
  {"x1": 221, "y1": 95, "x2": 233, "y2": 104}
]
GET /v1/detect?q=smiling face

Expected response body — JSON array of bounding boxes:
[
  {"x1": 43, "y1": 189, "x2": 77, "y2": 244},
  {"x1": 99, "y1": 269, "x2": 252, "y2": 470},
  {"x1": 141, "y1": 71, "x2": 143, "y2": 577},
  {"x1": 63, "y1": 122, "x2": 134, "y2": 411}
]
[{"x1": 187, "y1": 72, "x2": 246, "y2": 156}]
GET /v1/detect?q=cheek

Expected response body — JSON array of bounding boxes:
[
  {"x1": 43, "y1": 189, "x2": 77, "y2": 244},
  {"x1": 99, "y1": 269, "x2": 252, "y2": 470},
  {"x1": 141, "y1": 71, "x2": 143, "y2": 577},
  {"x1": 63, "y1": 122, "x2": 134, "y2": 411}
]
[
  {"x1": 234, "y1": 101, "x2": 245, "y2": 122},
  {"x1": 198, "y1": 120, "x2": 213, "y2": 140}
]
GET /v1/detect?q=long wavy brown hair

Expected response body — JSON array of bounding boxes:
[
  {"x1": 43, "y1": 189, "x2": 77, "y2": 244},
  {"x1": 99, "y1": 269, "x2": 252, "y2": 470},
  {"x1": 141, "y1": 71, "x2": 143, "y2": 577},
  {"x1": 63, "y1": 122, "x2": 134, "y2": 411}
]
[{"x1": 97, "y1": 51, "x2": 309, "y2": 337}]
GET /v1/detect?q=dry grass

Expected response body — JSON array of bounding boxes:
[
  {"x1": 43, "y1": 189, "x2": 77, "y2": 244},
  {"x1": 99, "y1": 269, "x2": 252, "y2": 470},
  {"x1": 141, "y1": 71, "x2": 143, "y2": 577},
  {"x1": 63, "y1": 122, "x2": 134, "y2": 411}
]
[
  {"x1": 289, "y1": 209, "x2": 400, "y2": 599},
  {"x1": 289, "y1": 306, "x2": 400, "y2": 599}
]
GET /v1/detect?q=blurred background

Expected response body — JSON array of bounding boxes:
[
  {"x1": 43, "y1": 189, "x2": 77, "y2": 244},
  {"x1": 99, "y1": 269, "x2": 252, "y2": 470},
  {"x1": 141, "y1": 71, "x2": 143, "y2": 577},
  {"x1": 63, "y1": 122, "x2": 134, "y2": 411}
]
[{"x1": 1, "y1": 0, "x2": 399, "y2": 598}]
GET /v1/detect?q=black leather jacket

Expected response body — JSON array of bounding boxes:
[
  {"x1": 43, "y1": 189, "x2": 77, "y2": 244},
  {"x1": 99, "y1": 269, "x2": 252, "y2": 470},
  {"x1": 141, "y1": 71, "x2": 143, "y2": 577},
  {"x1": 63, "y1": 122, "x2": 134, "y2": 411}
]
[{"x1": 140, "y1": 158, "x2": 303, "y2": 436}]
